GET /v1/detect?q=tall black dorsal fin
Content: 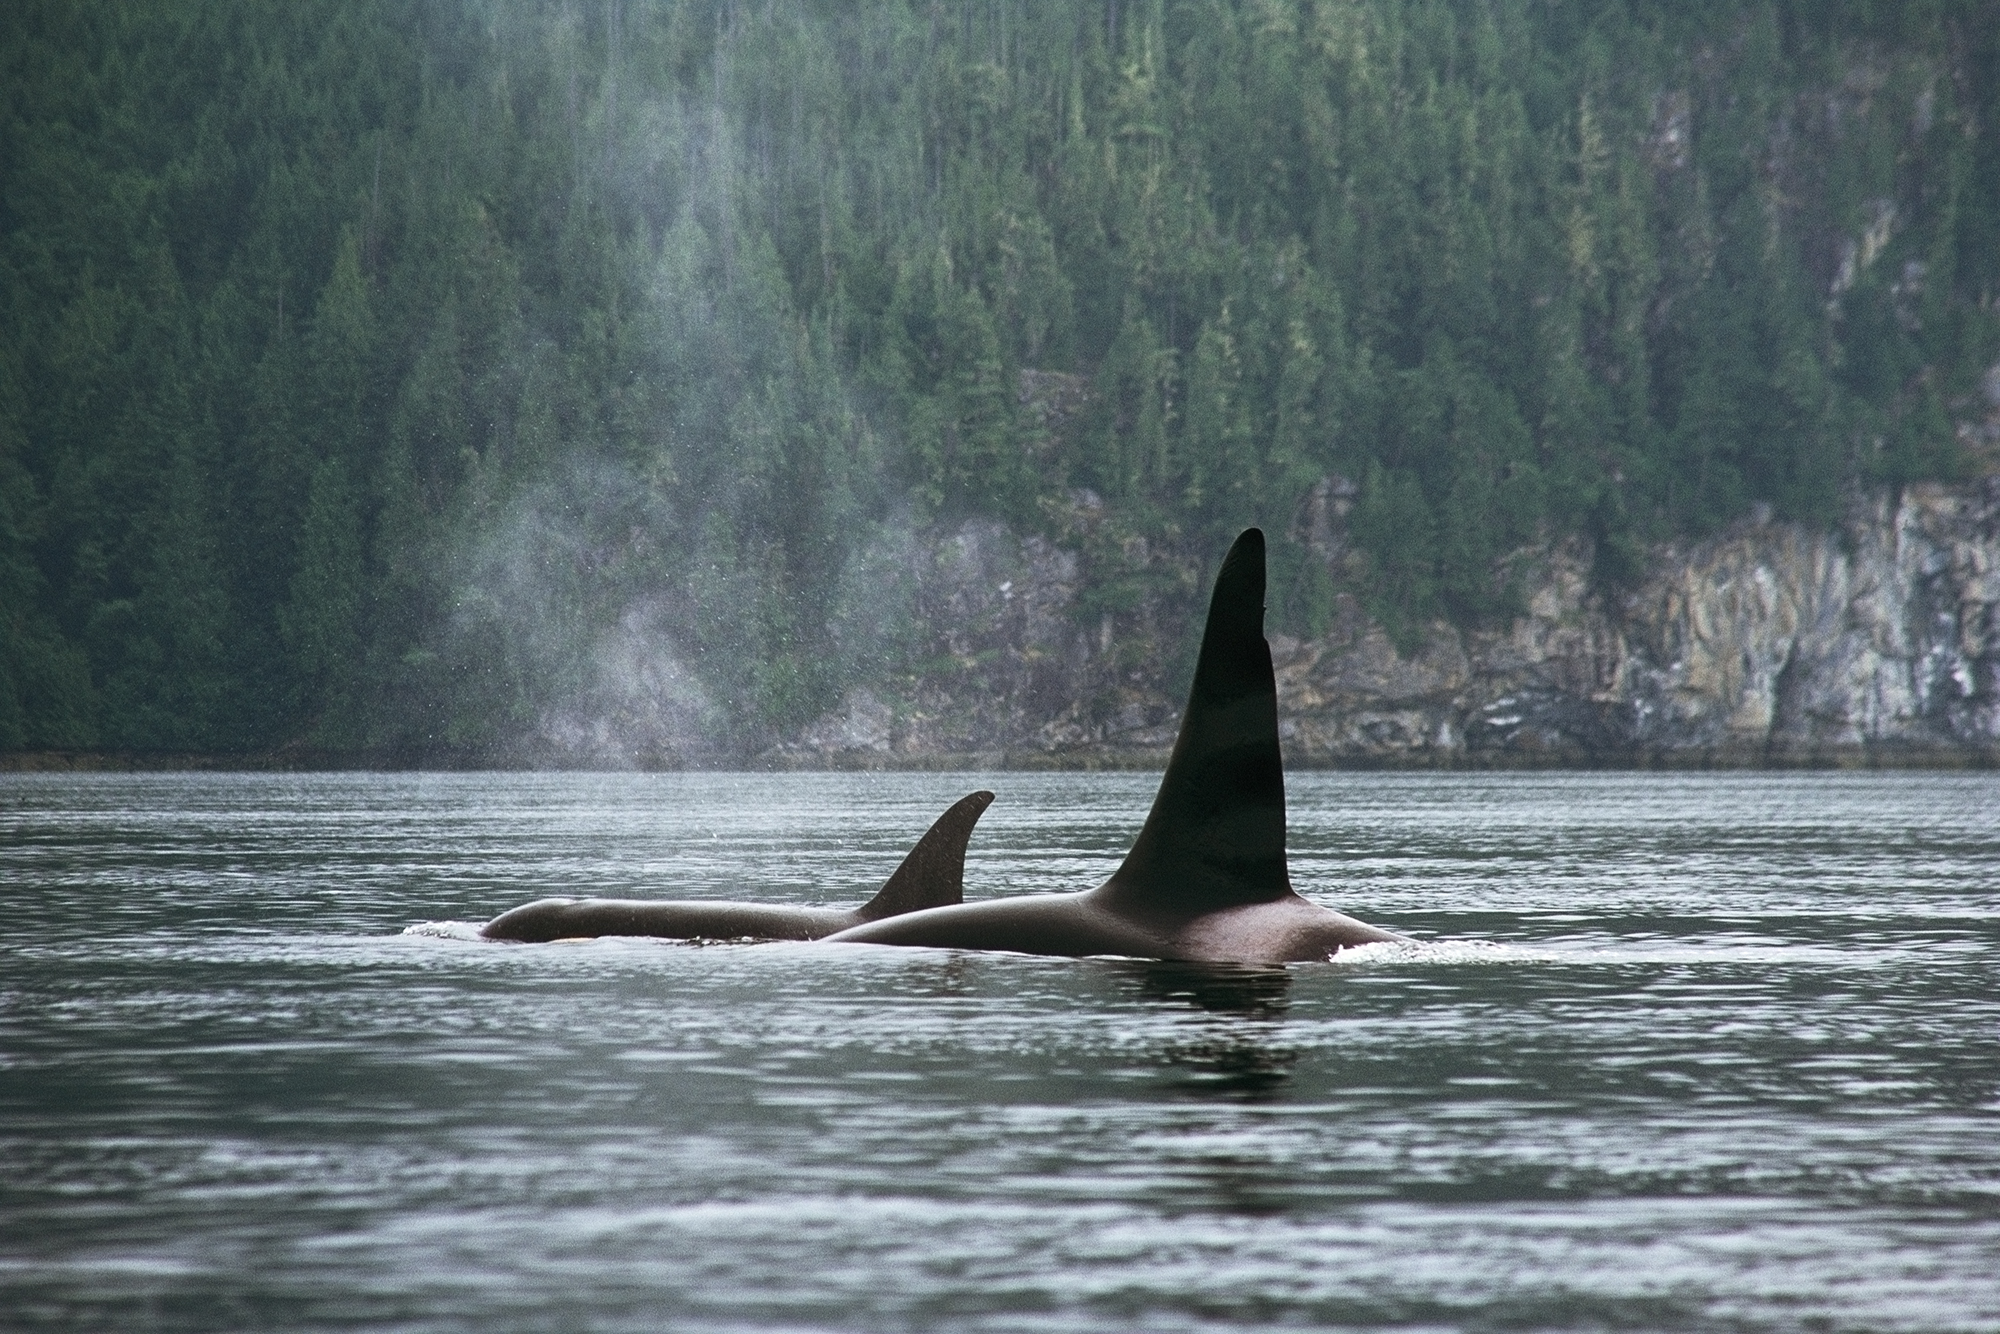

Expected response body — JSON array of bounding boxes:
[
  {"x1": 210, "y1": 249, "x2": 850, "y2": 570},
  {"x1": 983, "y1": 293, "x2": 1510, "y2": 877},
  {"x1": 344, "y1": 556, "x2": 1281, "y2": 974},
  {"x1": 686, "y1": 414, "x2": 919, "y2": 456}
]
[
  {"x1": 1097, "y1": 529, "x2": 1290, "y2": 914},
  {"x1": 853, "y1": 790, "x2": 996, "y2": 922}
]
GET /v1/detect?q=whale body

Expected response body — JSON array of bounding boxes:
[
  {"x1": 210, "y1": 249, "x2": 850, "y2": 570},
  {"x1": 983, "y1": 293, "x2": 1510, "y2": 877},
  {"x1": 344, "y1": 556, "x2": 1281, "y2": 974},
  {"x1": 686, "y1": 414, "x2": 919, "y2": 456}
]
[
  {"x1": 823, "y1": 530, "x2": 1405, "y2": 963},
  {"x1": 481, "y1": 789, "x2": 994, "y2": 942}
]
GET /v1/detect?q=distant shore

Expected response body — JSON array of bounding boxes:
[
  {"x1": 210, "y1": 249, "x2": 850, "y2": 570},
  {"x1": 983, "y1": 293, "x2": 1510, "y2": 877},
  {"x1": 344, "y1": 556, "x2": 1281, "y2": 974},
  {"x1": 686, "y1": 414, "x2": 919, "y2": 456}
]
[{"x1": 7, "y1": 746, "x2": 1994, "y2": 774}]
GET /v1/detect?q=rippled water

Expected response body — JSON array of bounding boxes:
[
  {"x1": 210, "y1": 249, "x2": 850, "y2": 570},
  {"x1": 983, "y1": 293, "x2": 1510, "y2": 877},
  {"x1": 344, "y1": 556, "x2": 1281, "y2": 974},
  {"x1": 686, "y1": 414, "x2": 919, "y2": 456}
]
[{"x1": 3, "y1": 770, "x2": 1998, "y2": 1331}]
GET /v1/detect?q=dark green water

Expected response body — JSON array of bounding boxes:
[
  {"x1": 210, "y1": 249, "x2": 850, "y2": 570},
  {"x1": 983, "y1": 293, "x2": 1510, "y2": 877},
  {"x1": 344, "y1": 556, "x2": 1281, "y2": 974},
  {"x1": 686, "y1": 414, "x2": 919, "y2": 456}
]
[{"x1": 3, "y1": 771, "x2": 1997, "y2": 1331}]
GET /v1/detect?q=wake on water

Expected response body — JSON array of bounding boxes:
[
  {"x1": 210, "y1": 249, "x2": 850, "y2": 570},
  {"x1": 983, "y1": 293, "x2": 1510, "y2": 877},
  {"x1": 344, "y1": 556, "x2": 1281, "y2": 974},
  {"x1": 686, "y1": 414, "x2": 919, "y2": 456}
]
[
  {"x1": 400, "y1": 920, "x2": 490, "y2": 941},
  {"x1": 399, "y1": 918, "x2": 1529, "y2": 968}
]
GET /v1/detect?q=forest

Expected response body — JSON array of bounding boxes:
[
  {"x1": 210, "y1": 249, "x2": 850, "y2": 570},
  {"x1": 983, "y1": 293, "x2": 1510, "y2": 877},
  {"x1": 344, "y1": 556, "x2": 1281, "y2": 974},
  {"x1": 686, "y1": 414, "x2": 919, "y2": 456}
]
[{"x1": 3, "y1": 0, "x2": 1996, "y2": 758}]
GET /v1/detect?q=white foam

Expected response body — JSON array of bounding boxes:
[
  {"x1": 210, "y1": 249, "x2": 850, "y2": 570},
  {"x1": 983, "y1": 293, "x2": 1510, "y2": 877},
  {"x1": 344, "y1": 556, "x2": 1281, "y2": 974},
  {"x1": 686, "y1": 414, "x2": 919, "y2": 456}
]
[
  {"x1": 398, "y1": 920, "x2": 487, "y2": 941},
  {"x1": 1326, "y1": 937, "x2": 1528, "y2": 967}
]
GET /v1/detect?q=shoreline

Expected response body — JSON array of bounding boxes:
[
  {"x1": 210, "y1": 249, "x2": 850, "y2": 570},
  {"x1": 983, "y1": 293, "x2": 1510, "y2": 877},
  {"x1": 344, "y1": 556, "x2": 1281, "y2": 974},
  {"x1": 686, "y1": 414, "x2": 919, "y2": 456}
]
[{"x1": 6, "y1": 746, "x2": 1995, "y2": 774}]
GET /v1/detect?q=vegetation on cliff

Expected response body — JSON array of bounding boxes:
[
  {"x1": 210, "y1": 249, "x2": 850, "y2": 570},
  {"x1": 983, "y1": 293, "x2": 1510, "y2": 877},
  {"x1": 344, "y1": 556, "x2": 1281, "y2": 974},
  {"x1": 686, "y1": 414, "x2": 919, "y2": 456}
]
[{"x1": 3, "y1": 0, "x2": 1996, "y2": 756}]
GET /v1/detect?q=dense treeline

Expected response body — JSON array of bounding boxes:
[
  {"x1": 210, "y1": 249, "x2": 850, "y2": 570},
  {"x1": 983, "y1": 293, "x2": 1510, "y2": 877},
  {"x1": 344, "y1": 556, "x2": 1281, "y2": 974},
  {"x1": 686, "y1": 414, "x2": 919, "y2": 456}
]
[{"x1": 3, "y1": 0, "x2": 1996, "y2": 756}]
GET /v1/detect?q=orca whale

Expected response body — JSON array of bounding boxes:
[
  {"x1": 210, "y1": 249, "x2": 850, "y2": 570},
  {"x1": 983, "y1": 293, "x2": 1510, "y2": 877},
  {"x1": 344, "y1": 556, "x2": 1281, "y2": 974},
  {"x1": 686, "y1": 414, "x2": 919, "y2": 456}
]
[
  {"x1": 822, "y1": 529, "x2": 1406, "y2": 963},
  {"x1": 481, "y1": 789, "x2": 994, "y2": 942}
]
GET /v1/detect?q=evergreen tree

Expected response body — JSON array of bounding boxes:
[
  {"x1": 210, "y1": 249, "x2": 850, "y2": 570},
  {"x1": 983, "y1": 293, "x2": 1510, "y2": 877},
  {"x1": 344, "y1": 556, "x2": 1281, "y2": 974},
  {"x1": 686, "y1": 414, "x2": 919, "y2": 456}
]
[{"x1": 2, "y1": 0, "x2": 1995, "y2": 755}]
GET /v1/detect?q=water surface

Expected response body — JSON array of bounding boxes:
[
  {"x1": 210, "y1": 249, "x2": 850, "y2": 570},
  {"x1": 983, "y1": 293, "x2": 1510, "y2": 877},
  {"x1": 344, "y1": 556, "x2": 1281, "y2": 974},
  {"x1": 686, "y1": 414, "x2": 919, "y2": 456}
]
[{"x1": 3, "y1": 771, "x2": 1997, "y2": 1331}]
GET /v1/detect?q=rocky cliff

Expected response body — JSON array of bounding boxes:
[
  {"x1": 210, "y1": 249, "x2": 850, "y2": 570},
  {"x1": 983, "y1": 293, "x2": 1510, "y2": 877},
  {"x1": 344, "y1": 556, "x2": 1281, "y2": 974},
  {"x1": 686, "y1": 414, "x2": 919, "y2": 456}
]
[{"x1": 769, "y1": 479, "x2": 2000, "y2": 768}]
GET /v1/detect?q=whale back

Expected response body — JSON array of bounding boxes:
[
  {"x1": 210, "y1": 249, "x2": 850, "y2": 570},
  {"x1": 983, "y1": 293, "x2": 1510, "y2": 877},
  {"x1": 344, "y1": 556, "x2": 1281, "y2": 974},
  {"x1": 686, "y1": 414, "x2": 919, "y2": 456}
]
[
  {"x1": 852, "y1": 789, "x2": 995, "y2": 922},
  {"x1": 1097, "y1": 528, "x2": 1291, "y2": 915}
]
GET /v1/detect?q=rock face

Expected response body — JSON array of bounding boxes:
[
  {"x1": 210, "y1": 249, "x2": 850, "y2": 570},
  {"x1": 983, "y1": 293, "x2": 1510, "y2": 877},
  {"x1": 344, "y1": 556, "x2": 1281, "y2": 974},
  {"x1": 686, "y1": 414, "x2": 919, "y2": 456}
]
[
  {"x1": 769, "y1": 480, "x2": 2000, "y2": 767},
  {"x1": 771, "y1": 519, "x2": 1189, "y2": 767},
  {"x1": 1621, "y1": 485, "x2": 2000, "y2": 762}
]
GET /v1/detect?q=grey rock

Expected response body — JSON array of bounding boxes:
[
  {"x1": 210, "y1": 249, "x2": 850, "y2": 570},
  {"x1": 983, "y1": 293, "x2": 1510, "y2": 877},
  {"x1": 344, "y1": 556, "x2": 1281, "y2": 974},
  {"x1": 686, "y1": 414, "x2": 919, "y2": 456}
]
[{"x1": 771, "y1": 480, "x2": 2000, "y2": 767}]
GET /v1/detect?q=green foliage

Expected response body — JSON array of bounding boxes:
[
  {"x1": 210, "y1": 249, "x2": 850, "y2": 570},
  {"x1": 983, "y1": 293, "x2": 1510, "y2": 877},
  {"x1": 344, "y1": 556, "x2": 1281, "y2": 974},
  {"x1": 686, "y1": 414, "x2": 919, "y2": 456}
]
[
  {"x1": 2, "y1": 0, "x2": 1996, "y2": 754},
  {"x1": 278, "y1": 457, "x2": 365, "y2": 739},
  {"x1": 1349, "y1": 463, "x2": 1438, "y2": 653}
]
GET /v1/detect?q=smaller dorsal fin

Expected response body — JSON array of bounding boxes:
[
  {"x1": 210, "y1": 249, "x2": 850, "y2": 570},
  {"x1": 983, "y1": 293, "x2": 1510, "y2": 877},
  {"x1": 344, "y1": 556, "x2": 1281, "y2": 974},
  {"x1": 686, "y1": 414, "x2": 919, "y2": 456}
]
[
  {"x1": 1097, "y1": 528, "x2": 1291, "y2": 915},
  {"x1": 854, "y1": 790, "x2": 995, "y2": 922}
]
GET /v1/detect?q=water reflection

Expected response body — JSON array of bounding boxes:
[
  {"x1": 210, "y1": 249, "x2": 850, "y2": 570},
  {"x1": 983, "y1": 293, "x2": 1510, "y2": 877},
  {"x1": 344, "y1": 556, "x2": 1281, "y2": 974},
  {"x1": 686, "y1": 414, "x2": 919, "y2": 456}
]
[
  {"x1": 1118, "y1": 961, "x2": 1299, "y2": 1103},
  {"x1": 1164, "y1": 1037, "x2": 1299, "y2": 1103},
  {"x1": 899, "y1": 953, "x2": 977, "y2": 997},
  {"x1": 1124, "y1": 960, "x2": 1292, "y2": 1017}
]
